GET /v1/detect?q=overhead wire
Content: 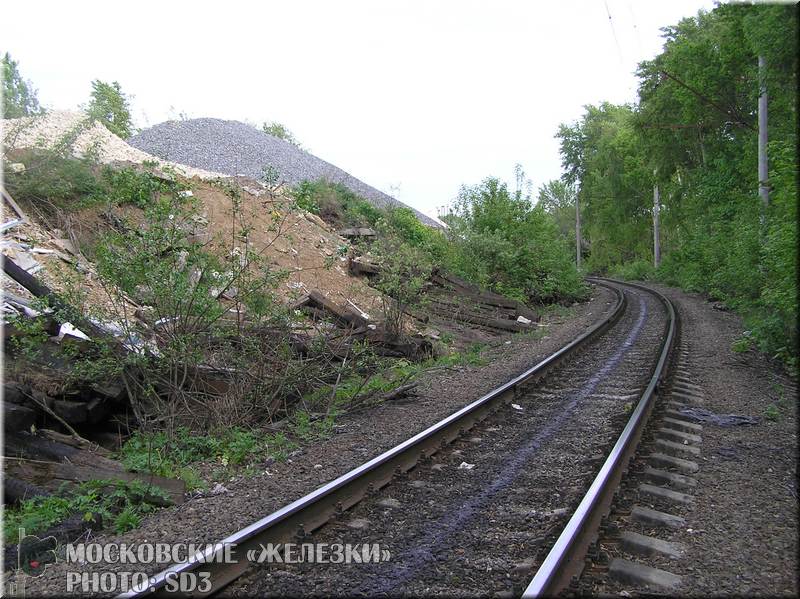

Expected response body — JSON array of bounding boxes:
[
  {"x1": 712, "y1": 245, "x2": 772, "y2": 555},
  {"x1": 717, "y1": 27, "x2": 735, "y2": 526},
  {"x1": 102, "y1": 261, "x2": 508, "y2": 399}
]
[{"x1": 603, "y1": 0, "x2": 625, "y2": 65}]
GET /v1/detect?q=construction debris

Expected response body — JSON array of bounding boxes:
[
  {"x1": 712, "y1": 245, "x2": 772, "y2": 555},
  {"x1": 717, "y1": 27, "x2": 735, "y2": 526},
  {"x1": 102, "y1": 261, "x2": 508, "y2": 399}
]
[{"x1": 338, "y1": 227, "x2": 377, "y2": 238}]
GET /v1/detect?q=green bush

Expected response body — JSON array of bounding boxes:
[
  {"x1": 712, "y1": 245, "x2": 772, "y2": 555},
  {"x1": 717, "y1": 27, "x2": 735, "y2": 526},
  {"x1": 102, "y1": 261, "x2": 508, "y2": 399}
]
[
  {"x1": 4, "y1": 150, "x2": 102, "y2": 210},
  {"x1": 3, "y1": 479, "x2": 169, "y2": 543},
  {"x1": 445, "y1": 177, "x2": 587, "y2": 304},
  {"x1": 290, "y1": 179, "x2": 381, "y2": 227},
  {"x1": 611, "y1": 259, "x2": 656, "y2": 281},
  {"x1": 119, "y1": 426, "x2": 298, "y2": 488}
]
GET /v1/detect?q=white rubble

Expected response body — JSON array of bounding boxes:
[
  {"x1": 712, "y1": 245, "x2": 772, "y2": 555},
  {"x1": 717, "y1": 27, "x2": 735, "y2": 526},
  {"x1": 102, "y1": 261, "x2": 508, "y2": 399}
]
[{"x1": 2, "y1": 110, "x2": 228, "y2": 180}]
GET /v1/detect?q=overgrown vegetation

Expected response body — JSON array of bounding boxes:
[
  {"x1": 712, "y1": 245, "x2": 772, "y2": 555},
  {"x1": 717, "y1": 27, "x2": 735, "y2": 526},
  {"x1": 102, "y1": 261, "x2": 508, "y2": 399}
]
[
  {"x1": 87, "y1": 79, "x2": 134, "y2": 139},
  {"x1": 292, "y1": 179, "x2": 381, "y2": 228},
  {"x1": 2, "y1": 52, "x2": 41, "y2": 118},
  {"x1": 262, "y1": 121, "x2": 303, "y2": 148},
  {"x1": 4, "y1": 479, "x2": 171, "y2": 543},
  {"x1": 553, "y1": 3, "x2": 797, "y2": 371},
  {"x1": 119, "y1": 427, "x2": 298, "y2": 489},
  {"x1": 291, "y1": 174, "x2": 587, "y2": 306}
]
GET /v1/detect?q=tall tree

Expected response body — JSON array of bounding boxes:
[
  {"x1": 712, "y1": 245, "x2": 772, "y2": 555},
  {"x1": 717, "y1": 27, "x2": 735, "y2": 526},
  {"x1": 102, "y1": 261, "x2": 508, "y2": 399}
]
[
  {"x1": 537, "y1": 179, "x2": 577, "y2": 245},
  {"x1": 554, "y1": 3, "x2": 797, "y2": 367},
  {"x1": 88, "y1": 80, "x2": 133, "y2": 139},
  {"x1": 2, "y1": 52, "x2": 41, "y2": 118}
]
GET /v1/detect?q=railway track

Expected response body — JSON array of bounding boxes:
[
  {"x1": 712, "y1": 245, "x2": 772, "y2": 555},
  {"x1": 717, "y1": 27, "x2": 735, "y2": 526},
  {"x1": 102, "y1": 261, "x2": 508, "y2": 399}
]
[{"x1": 122, "y1": 279, "x2": 677, "y2": 598}]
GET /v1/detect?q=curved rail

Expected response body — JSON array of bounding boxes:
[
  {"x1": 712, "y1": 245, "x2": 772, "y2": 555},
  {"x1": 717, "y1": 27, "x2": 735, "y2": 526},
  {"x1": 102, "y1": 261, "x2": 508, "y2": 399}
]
[
  {"x1": 121, "y1": 282, "x2": 626, "y2": 598},
  {"x1": 522, "y1": 278, "x2": 677, "y2": 597}
]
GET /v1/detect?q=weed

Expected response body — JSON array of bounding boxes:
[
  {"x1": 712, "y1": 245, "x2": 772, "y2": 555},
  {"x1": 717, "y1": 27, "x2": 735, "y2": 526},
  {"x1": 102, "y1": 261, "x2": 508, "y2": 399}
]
[
  {"x1": 289, "y1": 411, "x2": 336, "y2": 443},
  {"x1": 731, "y1": 333, "x2": 753, "y2": 353},
  {"x1": 118, "y1": 427, "x2": 299, "y2": 488},
  {"x1": 764, "y1": 404, "x2": 780, "y2": 421},
  {"x1": 3, "y1": 479, "x2": 169, "y2": 544}
]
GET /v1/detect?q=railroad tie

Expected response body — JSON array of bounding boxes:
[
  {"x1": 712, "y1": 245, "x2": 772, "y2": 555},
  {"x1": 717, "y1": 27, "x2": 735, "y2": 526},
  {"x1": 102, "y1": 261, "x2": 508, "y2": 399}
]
[
  {"x1": 608, "y1": 558, "x2": 682, "y2": 590},
  {"x1": 599, "y1": 339, "x2": 703, "y2": 595}
]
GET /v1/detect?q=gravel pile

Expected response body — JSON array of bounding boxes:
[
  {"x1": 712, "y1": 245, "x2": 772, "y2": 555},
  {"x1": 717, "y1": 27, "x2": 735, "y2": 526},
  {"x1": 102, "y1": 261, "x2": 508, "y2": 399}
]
[
  {"x1": 2, "y1": 111, "x2": 226, "y2": 180},
  {"x1": 128, "y1": 118, "x2": 439, "y2": 227}
]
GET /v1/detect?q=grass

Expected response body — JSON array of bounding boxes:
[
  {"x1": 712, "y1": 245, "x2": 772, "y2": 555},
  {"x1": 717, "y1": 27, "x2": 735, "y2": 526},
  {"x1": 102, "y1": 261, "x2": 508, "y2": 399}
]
[
  {"x1": 3, "y1": 479, "x2": 171, "y2": 545},
  {"x1": 301, "y1": 342, "x2": 488, "y2": 413},
  {"x1": 118, "y1": 427, "x2": 298, "y2": 490}
]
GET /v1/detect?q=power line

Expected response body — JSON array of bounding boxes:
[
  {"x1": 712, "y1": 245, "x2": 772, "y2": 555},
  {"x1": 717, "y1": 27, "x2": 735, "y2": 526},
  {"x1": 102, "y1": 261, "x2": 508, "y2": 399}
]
[
  {"x1": 604, "y1": 0, "x2": 624, "y2": 65},
  {"x1": 627, "y1": 1, "x2": 643, "y2": 55},
  {"x1": 659, "y1": 70, "x2": 756, "y2": 131}
]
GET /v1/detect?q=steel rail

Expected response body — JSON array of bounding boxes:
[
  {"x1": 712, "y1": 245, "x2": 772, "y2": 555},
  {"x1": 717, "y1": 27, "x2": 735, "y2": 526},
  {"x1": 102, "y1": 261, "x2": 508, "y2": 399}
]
[
  {"x1": 522, "y1": 278, "x2": 677, "y2": 598},
  {"x1": 121, "y1": 282, "x2": 626, "y2": 598}
]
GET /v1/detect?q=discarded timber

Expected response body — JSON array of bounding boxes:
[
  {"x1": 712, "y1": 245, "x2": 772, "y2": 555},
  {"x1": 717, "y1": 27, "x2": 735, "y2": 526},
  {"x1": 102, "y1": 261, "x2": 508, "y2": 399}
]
[
  {"x1": 289, "y1": 294, "x2": 311, "y2": 311},
  {"x1": 39, "y1": 428, "x2": 114, "y2": 457},
  {"x1": 348, "y1": 257, "x2": 381, "y2": 277},
  {"x1": 428, "y1": 271, "x2": 538, "y2": 321},
  {"x1": 337, "y1": 227, "x2": 377, "y2": 238},
  {"x1": 4, "y1": 476, "x2": 49, "y2": 504},
  {"x1": 2, "y1": 186, "x2": 28, "y2": 221},
  {"x1": 4, "y1": 403, "x2": 37, "y2": 431},
  {"x1": 379, "y1": 382, "x2": 418, "y2": 402},
  {"x1": 2, "y1": 257, "x2": 110, "y2": 342},
  {"x1": 427, "y1": 307, "x2": 530, "y2": 332},
  {"x1": 307, "y1": 290, "x2": 368, "y2": 329},
  {"x1": 4, "y1": 457, "x2": 185, "y2": 506},
  {"x1": 4, "y1": 432, "x2": 124, "y2": 472}
]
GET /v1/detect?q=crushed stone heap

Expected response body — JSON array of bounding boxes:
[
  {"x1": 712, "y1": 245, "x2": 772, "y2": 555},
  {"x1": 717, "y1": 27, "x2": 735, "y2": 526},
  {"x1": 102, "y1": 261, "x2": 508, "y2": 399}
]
[
  {"x1": 128, "y1": 118, "x2": 439, "y2": 227},
  {"x1": 2, "y1": 111, "x2": 225, "y2": 180}
]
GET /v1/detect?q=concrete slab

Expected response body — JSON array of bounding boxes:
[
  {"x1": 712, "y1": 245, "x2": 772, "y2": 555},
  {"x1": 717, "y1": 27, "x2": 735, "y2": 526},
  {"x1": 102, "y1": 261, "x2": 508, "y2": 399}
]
[
  {"x1": 643, "y1": 466, "x2": 697, "y2": 490},
  {"x1": 639, "y1": 483, "x2": 695, "y2": 505},
  {"x1": 648, "y1": 452, "x2": 700, "y2": 474},
  {"x1": 609, "y1": 557, "x2": 682, "y2": 590},
  {"x1": 621, "y1": 530, "x2": 685, "y2": 559},
  {"x1": 657, "y1": 427, "x2": 702, "y2": 445},
  {"x1": 662, "y1": 416, "x2": 703, "y2": 433},
  {"x1": 655, "y1": 438, "x2": 701, "y2": 458},
  {"x1": 630, "y1": 505, "x2": 686, "y2": 530}
]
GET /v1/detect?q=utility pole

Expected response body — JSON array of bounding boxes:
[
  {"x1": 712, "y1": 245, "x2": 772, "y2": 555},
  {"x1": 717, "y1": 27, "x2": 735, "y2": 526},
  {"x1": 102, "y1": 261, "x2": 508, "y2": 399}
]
[
  {"x1": 653, "y1": 184, "x2": 661, "y2": 268},
  {"x1": 758, "y1": 55, "x2": 769, "y2": 209},
  {"x1": 575, "y1": 193, "x2": 581, "y2": 269}
]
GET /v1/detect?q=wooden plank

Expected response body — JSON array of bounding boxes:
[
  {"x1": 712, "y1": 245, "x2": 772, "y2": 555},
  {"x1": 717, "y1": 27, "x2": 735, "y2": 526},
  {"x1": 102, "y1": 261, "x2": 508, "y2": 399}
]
[
  {"x1": 2, "y1": 257, "x2": 112, "y2": 342},
  {"x1": 39, "y1": 429, "x2": 114, "y2": 458},
  {"x1": 4, "y1": 476, "x2": 49, "y2": 503},
  {"x1": 308, "y1": 290, "x2": 368, "y2": 329},
  {"x1": 427, "y1": 308, "x2": 529, "y2": 332},
  {"x1": 2, "y1": 186, "x2": 29, "y2": 221},
  {"x1": 4, "y1": 432, "x2": 123, "y2": 472},
  {"x1": 337, "y1": 227, "x2": 376, "y2": 237},
  {"x1": 3, "y1": 457, "x2": 186, "y2": 505},
  {"x1": 348, "y1": 258, "x2": 380, "y2": 276}
]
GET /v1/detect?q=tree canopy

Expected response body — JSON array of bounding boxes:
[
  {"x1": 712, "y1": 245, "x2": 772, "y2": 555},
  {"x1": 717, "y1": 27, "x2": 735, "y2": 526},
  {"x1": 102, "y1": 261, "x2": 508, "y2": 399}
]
[
  {"x1": 88, "y1": 79, "x2": 134, "y2": 139},
  {"x1": 555, "y1": 3, "x2": 797, "y2": 368},
  {"x1": 2, "y1": 52, "x2": 41, "y2": 118}
]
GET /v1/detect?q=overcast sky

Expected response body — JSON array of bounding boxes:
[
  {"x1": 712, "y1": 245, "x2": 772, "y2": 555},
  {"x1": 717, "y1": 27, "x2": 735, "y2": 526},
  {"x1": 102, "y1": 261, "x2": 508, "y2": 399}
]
[{"x1": 3, "y1": 0, "x2": 714, "y2": 219}]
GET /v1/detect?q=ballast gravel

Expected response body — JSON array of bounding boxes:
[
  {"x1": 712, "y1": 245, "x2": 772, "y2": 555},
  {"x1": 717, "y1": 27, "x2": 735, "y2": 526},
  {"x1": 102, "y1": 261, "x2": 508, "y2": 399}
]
[
  {"x1": 17, "y1": 287, "x2": 615, "y2": 597},
  {"x1": 128, "y1": 118, "x2": 440, "y2": 227}
]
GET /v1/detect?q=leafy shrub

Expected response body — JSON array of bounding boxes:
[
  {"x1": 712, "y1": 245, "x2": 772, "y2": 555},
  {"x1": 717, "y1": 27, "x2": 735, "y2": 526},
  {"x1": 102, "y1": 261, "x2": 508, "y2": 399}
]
[
  {"x1": 4, "y1": 149, "x2": 102, "y2": 211},
  {"x1": 100, "y1": 165, "x2": 168, "y2": 208},
  {"x1": 3, "y1": 479, "x2": 169, "y2": 543},
  {"x1": 611, "y1": 259, "x2": 656, "y2": 281},
  {"x1": 291, "y1": 179, "x2": 381, "y2": 227},
  {"x1": 445, "y1": 177, "x2": 586, "y2": 304}
]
